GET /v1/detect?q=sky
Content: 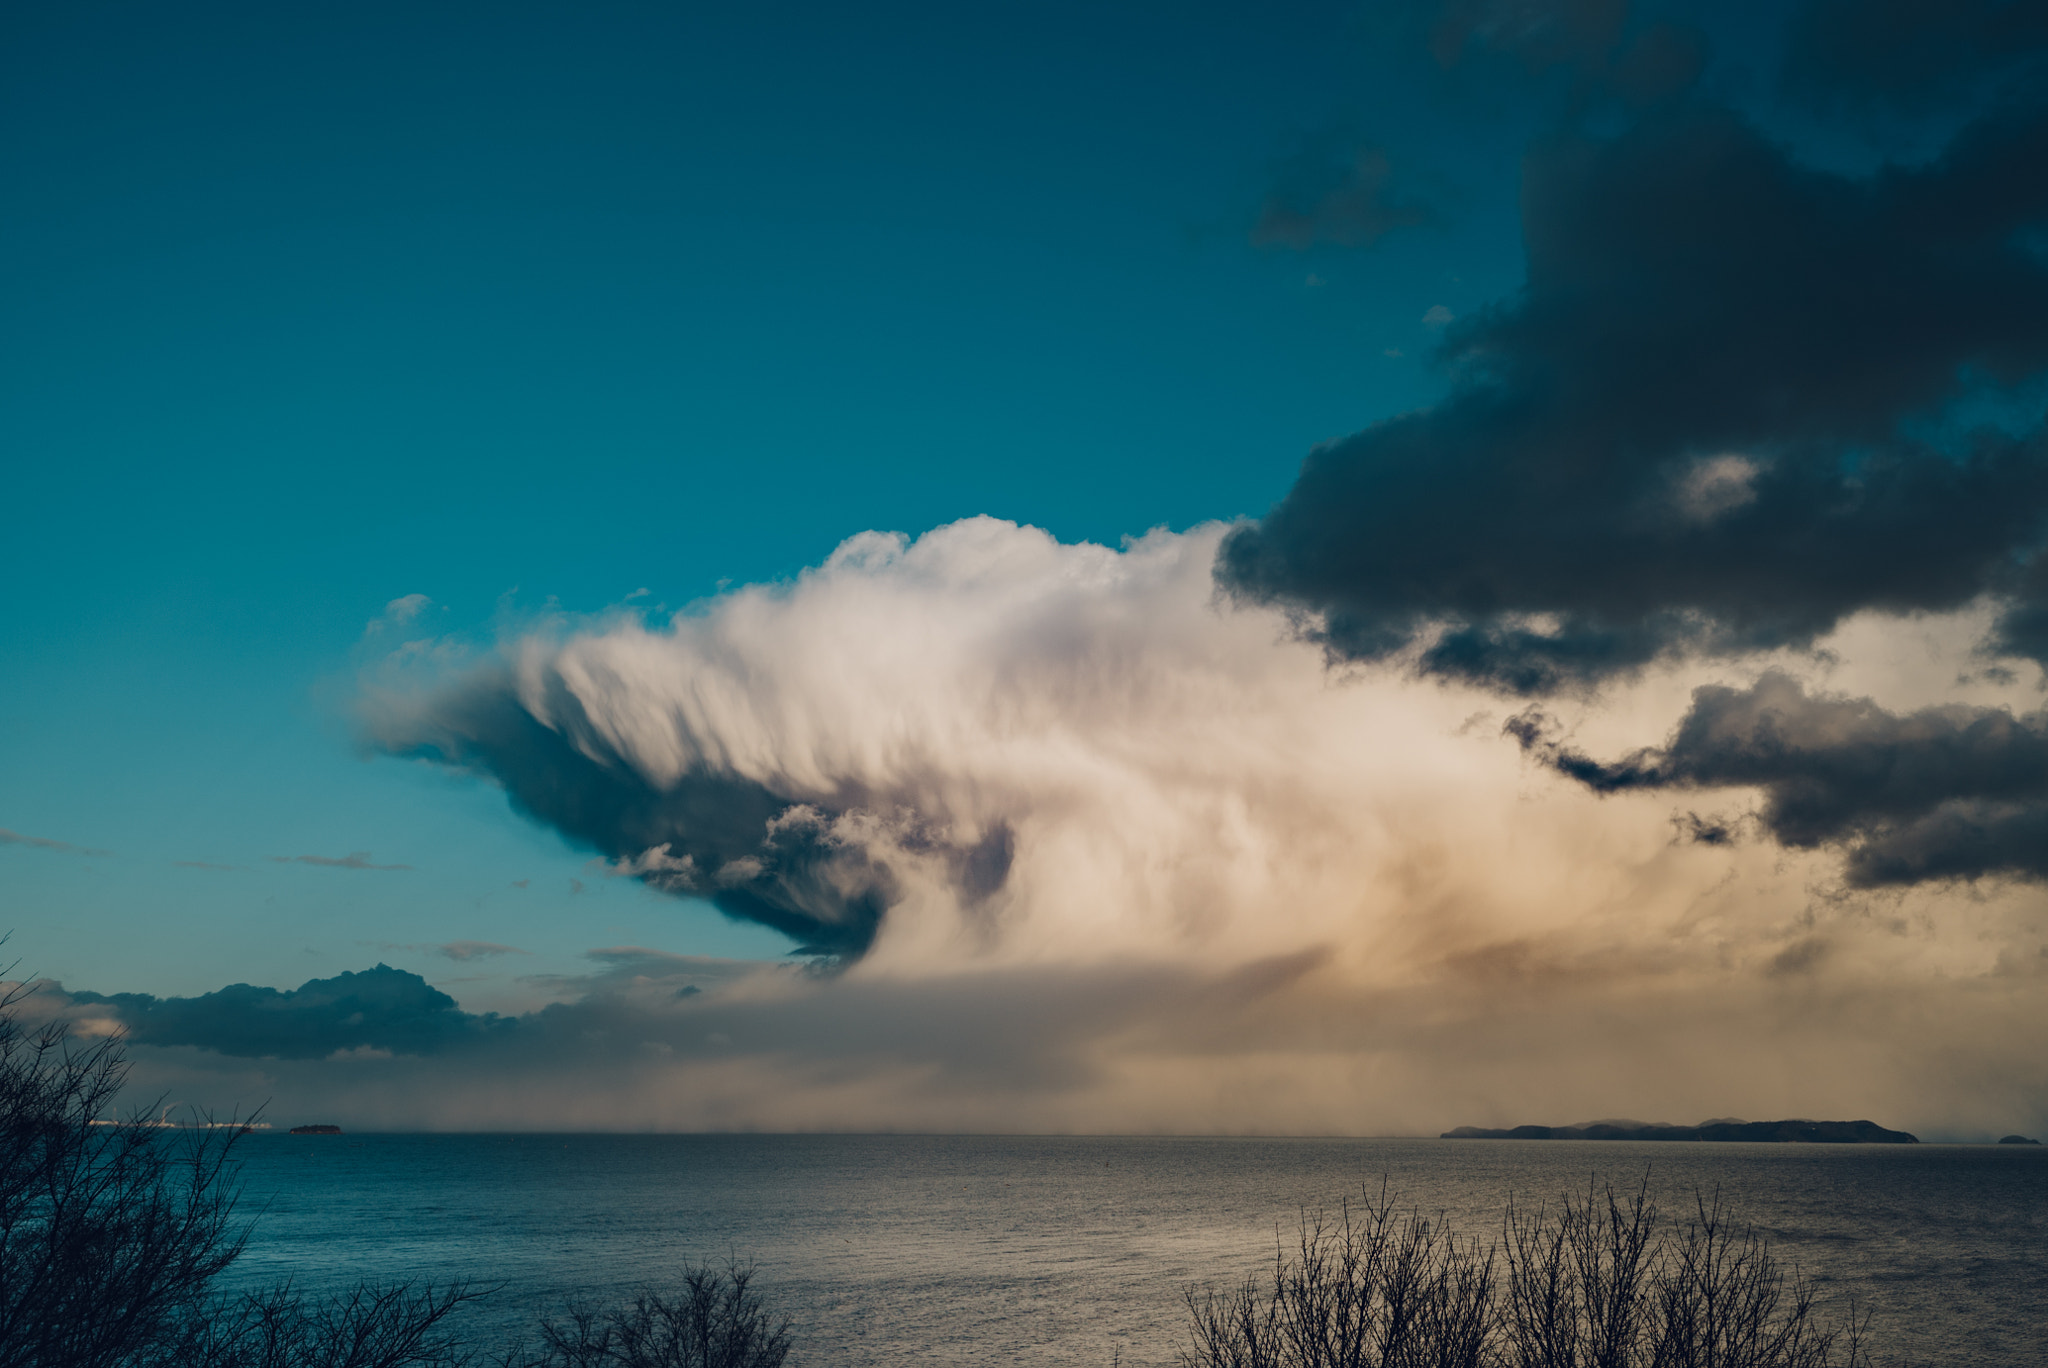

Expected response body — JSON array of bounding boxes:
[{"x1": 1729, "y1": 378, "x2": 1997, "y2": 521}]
[{"x1": 6, "y1": 0, "x2": 2048, "y2": 1137}]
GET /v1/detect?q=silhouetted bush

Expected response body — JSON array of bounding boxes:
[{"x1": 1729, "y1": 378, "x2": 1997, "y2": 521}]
[
  {"x1": 501, "y1": 1265, "x2": 794, "y2": 1368},
  {"x1": 1181, "y1": 1180, "x2": 1867, "y2": 1368},
  {"x1": 162, "y1": 1279, "x2": 489, "y2": 1368},
  {"x1": 1, "y1": 978, "x2": 251, "y2": 1367}
]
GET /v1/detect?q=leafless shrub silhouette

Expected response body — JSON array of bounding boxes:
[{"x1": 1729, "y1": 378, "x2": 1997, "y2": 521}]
[
  {"x1": 162, "y1": 1280, "x2": 490, "y2": 1368},
  {"x1": 1181, "y1": 1179, "x2": 1866, "y2": 1368},
  {"x1": 501, "y1": 1264, "x2": 794, "y2": 1368},
  {"x1": 1183, "y1": 1185, "x2": 1495, "y2": 1368},
  {"x1": 0, "y1": 976, "x2": 249, "y2": 1367}
]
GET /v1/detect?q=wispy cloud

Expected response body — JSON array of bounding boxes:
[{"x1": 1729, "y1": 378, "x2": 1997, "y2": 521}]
[
  {"x1": 270, "y1": 852, "x2": 412, "y2": 871},
  {"x1": 174, "y1": 860, "x2": 238, "y2": 871},
  {"x1": 368, "y1": 940, "x2": 532, "y2": 962},
  {"x1": 515, "y1": 946, "x2": 764, "y2": 999},
  {"x1": 434, "y1": 941, "x2": 529, "y2": 962},
  {"x1": 0, "y1": 827, "x2": 111, "y2": 857}
]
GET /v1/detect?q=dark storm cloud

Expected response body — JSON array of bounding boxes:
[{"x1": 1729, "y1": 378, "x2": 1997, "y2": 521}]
[
  {"x1": 370, "y1": 669, "x2": 1012, "y2": 957},
  {"x1": 1991, "y1": 552, "x2": 2048, "y2": 662},
  {"x1": 1219, "y1": 8, "x2": 2048, "y2": 696},
  {"x1": 1430, "y1": 0, "x2": 1707, "y2": 108},
  {"x1": 1785, "y1": 0, "x2": 2048, "y2": 112},
  {"x1": 1508, "y1": 672, "x2": 2048, "y2": 885},
  {"x1": 1429, "y1": 0, "x2": 1630, "y2": 72},
  {"x1": 69, "y1": 965, "x2": 500, "y2": 1059}
]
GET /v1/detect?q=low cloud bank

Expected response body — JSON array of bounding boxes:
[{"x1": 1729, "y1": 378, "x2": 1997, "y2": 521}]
[
  {"x1": 19, "y1": 935, "x2": 2048, "y2": 1138},
  {"x1": 66, "y1": 966, "x2": 502, "y2": 1060}
]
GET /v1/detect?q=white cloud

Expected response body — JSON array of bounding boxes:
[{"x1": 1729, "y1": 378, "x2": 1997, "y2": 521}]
[
  {"x1": 1673, "y1": 453, "x2": 1762, "y2": 524},
  {"x1": 385, "y1": 593, "x2": 431, "y2": 623}
]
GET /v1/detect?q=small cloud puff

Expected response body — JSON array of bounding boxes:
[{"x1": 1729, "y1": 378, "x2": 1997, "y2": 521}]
[
  {"x1": 385, "y1": 593, "x2": 432, "y2": 624},
  {"x1": 1672, "y1": 454, "x2": 1763, "y2": 525},
  {"x1": 361, "y1": 594, "x2": 434, "y2": 642}
]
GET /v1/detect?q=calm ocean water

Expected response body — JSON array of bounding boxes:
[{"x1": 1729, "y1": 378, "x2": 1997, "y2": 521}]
[{"x1": 224, "y1": 1135, "x2": 2045, "y2": 1367}]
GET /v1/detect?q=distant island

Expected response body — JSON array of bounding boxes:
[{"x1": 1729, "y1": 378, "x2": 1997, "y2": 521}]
[
  {"x1": 1442, "y1": 1118, "x2": 1918, "y2": 1143},
  {"x1": 287, "y1": 1124, "x2": 344, "y2": 1135},
  {"x1": 1998, "y1": 1134, "x2": 2040, "y2": 1145}
]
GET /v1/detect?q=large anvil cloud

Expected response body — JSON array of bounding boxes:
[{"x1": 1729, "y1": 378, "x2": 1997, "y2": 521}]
[
  {"x1": 360, "y1": 520, "x2": 1281, "y2": 959},
  {"x1": 359, "y1": 527, "x2": 1083, "y2": 956}
]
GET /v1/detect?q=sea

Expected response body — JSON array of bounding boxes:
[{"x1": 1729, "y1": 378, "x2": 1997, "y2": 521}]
[{"x1": 223, "y1": 1134, "x2": 2046, "y2": 1367}]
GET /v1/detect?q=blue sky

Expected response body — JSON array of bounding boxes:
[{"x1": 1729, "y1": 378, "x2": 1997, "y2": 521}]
[
  {"x1": 4, "y1": 0, "x2": 1519, "y2": 993},
  {"x1": 8, "y1": 0, "x2": 2048, "y2": 1136}
]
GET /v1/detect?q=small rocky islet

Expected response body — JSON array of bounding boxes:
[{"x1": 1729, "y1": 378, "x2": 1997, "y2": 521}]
[{"x1": 1441, "y1": 1118, "x2": 1918, "y2": 1143}]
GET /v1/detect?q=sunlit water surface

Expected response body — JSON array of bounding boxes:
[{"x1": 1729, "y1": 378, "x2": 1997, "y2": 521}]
[{"x1": 226, "y1": 1136, "x2": 2045, "y2": 1367}]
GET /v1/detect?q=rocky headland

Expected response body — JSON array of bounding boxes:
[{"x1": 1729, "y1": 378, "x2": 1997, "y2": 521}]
[{"x1": 1441, "y1": 1118, "x2": 1918, "y2": 1143}]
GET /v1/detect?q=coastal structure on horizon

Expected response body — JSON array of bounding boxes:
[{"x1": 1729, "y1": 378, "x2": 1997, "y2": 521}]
[{"x1": 90, "y1": 1115, "x2": 270, "y2": 1131}]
